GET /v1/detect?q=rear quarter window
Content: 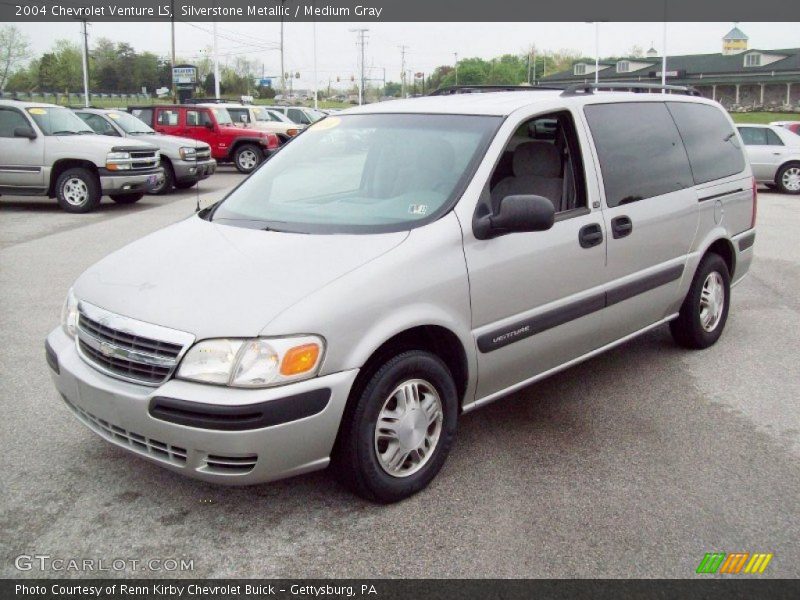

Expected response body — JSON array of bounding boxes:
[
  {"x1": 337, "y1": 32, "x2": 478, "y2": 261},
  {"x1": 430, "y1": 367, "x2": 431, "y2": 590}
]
[
  {"x1": 584, "y1": 102, "x2": 693, "y2": 208},
  {"x1": 666, "y1": 102, "x2": 745, "y2": 184}
]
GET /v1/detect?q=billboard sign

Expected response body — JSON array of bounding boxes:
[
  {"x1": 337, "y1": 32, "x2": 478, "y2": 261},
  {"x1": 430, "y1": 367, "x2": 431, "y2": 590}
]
[{"x1": 172, "y1": 66, "x2": 197, "y2": 87}]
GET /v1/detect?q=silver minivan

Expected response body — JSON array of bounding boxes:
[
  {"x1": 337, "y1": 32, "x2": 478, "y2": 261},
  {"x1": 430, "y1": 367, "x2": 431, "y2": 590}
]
[{"x1": 46, "y1": 86, "x2": 757, "y2": 502}]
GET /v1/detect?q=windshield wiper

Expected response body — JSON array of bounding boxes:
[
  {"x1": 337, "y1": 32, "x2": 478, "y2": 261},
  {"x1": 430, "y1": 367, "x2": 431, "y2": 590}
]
[
  {"x1": 51, "y1": 130, "x2": 79, "y2": 135},
  {"x1": 77, "y1": 130, "x2": 95, "y2": 135}
]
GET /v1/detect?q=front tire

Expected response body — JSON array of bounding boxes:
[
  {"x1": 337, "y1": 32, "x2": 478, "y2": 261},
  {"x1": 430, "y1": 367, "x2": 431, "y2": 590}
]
[
  {"x1": 776, "y1": 163, "x2": 800, "y2": 194},
  {"x1": 174, "y1": 180, "x2": 197, "y2": 190},
  {"x1": 233, "y1": 144, "x2": 263, "y2": 174},
  {"x1": 55, "y1": 167, "x2": 101, "y2": 213},
  {"x1": 109, "y1": 192, "x2": 144, "y2": 204},
  {"x1": 149, "y1": 160, "x2": 175, "y2": 195},
  {"x1": 670, "y1": 253, "x2": 731, "y2": 349},
  {"x1": 334, "y1": 350, "x2": 458, "y2": 503}
]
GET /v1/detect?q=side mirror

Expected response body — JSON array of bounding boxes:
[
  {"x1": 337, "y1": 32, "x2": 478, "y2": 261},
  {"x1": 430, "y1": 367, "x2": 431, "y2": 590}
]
[
  {"x1": 14, "y1": 126, "x2": 37, "y2": 140},
  {"x1": 205, "y1": 121, "x2": 214, "y2": 130},
  {"x1": 474, "y1": 195, "x2": 555, "y2": 239}
]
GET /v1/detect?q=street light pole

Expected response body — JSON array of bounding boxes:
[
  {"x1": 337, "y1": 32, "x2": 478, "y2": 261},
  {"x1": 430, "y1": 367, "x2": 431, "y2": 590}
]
[
  {"x1": 454, "y1": 52, "x2": 458, "y2": 85},
  {"x1": 212, "y1": 21, "x2": 220, "y2": 98},
  {"x1": 80, "y1": 19, "x2": 90, "y2": 107},
  {"x1": 594, "y1": 22, "x2": 599, "y2": 84},
  {"x1": 662, "y1": 21, "x2": 668, "y2": 92},
  {"x1": 170, "y1": 0, "x2": 176, "y2": 103}
]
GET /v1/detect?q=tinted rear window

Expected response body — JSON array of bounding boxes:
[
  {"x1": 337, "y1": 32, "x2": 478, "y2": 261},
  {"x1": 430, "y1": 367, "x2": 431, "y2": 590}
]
[
  {"x1": 667, "y1": 102, "x2": 744, "y2": 184},
  {"x1": 584, "y1": 102, "x2": 693, "y2": 208}
]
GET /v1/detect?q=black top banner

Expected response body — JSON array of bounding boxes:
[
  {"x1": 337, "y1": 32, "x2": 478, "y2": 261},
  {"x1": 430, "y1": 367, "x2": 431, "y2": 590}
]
[{"x1": 4, "y1": 0, "x2": 800, "y2": 22}]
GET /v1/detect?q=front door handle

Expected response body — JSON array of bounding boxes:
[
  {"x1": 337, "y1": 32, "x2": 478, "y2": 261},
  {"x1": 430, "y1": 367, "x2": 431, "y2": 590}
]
[
  {"x1": 579, "y1": 223, "x2": 604, "y2": 248},
  {"x1": 611, "y1": 215, "x2": 633, "y2": 239}
]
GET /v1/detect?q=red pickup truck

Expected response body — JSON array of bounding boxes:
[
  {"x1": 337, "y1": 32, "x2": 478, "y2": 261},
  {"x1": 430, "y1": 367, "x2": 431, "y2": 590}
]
[{"x1": 128, "y1": 104, "x2": 279, "y2": 173}]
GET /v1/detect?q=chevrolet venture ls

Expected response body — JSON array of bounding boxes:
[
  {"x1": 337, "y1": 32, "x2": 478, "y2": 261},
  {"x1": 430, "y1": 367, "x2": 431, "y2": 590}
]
[{"x1": 46, "y1": 86, "x2": 756, "y2": 502}]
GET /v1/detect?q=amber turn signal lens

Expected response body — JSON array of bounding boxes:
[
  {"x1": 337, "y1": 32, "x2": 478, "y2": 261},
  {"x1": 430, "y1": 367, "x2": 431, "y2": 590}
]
[{"x1": 280, "y1": 343, "x2": 320, "y2": 376}]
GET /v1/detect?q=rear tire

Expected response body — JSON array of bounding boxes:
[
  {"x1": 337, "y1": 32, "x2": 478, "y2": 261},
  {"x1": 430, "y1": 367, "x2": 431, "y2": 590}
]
[
  {"x1": 775, "y1": 162, "x2": 800, "y2": 194},
  {"x1": 109, "y1": 193, "x2": 144, "y2": 204},
  {"x1": 670, "y1": 253, "x2": 730, "y2": 349},
  {"x1": 233, "y1": 144, "x2": 263, "y2": 174},
  {"x1": 55, "y1": 167, "x2": 101, "y2": 213},
  {"x1": 333, "y1": 350, "x2": 458, "y2": 503}
]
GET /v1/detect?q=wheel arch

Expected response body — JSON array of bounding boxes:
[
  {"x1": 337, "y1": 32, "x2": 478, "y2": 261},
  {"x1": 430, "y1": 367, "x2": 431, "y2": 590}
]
[{"x1": 47, "y1": 159, "x2": 99, "y2": 197}]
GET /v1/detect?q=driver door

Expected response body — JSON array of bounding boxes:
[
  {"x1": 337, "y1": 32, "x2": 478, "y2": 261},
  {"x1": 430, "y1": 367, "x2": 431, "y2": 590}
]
[{"x1": 459, "y1": 108, "x2": 611, "y2": 401}]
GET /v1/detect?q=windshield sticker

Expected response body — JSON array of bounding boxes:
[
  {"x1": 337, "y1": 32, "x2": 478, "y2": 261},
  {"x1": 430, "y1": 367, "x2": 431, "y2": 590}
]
[
  {"x1": 108, "y1": 113, "x2": 121, "y2": 119},
  {"x1": 409, "y1": 204, "x2": 428, "y2": 216},
  {"x1": 28, "y1": 108, "x2": 47, "y2": 115},
  {"x1": 308, "y1": 117, "x2": 341, "y2": 132}
]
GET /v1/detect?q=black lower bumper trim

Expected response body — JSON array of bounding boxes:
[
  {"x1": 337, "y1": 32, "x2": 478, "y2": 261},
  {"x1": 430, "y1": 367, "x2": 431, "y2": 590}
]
[
  {"x1": 45, "y1": 340, "x2": 59, "y2": 374},
  {"x1": 148, "y1": 388, "x2": 331, "y2": 431}
]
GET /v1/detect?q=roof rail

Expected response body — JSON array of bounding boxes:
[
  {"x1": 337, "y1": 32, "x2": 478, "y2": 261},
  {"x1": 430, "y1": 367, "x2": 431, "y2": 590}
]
[
  {"x1": 560, "y1": 82, "x2": 702, "y2": 97},
  {"x1": 429, "y1": 84, "x2": 564, "y2": 96}
]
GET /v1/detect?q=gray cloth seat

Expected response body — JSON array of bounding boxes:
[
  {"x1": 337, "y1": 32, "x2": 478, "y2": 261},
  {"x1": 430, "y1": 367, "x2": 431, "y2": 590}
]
[{"x1": 491, "y1": 141, "x2": 563, "y2": 210}]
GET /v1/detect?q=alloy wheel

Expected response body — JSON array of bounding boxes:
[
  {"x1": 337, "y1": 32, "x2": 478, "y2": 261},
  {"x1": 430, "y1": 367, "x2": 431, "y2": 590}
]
[
  {"x1": 699, "y1": 271, "x2": 725, "y2": 332},
  {"x1": 374, "y1": 379, "x2": 444, "y2": 478}
]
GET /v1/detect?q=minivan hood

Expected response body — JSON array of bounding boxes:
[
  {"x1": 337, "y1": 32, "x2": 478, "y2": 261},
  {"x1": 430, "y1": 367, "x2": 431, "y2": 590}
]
[{"x1": 74, "y1": 216, "x2": 408, "y2": 339}]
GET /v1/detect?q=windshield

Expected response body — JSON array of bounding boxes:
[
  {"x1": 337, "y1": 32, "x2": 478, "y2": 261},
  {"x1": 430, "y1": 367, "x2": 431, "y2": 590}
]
[
  {"x1": 106, "y1": 111, "x2": 154, "y2": 134},
  {"x1": 211, "y1": 113, "x2": 500, "y2": 234},
  {"x1": 305, "y1": 109, "x2": 325, "y2": 123},
  {"x1": 211, "y1": 107, "x2": 233, "y2": 125},
  {"x1": 27, "y1": 107, "x2": 94, "y2": 135},
  {"x1": 251, "y1": 108, "x2": 271, "y2": 122}
]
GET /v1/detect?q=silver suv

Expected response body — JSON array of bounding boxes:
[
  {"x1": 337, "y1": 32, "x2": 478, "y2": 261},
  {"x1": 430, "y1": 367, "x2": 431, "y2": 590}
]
[
  {"x1": 0, "y1": 100, "x2": 163, "y2": 212},
  {"x1": 73, "y1": 108, "x2": 216, "y2": 195},
  {"x1": 46, "y1": 86, "x2": 756, "y2": 502}
]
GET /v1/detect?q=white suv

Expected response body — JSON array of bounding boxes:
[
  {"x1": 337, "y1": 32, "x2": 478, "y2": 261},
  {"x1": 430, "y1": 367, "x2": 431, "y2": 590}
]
[{"x1": 0, "y1": 100, "x2": 163, "y2": 212}]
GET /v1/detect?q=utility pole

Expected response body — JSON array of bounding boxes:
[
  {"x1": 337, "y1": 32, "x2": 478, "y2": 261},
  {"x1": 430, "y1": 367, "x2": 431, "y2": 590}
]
[
  {"x1": 454, "y1": 52, "x2": 458, "y2": 86},
  {"x1": 350, "y1": 28, "x2": 368, "y2": 105},
  {"x1": 399, "y1": 45, "x2": 408, "y2": 98},
  {"x1": 79, "y1": 19, "x2": 90, "y2": 107},
  {"x1": 280, "y1": 0, "x2": 286, "y2": 96},
  {"x1": 661, "y1": 21, "x2": 668, "y2": 92},
  {"x1": 313, "y1": 17, "x2": 318, "y2": 109},
  {"x1": 212, "y1": 21, "x2": 220, "y2": 98},
  {"x1": 170, "y1": 0, "x2": 176, "y2": 102}
]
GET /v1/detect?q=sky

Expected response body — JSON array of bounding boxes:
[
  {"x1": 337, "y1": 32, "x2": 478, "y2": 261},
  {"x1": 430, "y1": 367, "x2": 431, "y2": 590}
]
[{"x1": 14, "y1": 21, "x2": 800, "y2": 90}]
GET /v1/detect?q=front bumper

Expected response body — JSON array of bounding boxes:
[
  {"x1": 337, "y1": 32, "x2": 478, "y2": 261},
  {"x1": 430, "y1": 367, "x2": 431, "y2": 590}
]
[
  {"x1": 99, "y1": 167, "x2": 165, "y2": 194},
  {"x1": 173, "y1": 158, "x2": 217, "y2": 183},
  {"x1": 46, "y1": 327, "x2": 358, "y2": 485}
]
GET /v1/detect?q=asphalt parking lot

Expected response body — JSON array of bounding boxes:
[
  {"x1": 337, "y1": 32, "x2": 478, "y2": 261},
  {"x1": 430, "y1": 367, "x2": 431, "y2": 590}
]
[{"x1": 1, "y1": 173, "x2": 798, "y2": 578}]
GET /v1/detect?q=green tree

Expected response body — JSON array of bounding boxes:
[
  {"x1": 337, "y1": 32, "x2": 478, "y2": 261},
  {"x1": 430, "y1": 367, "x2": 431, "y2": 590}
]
[{"x1": 0, "y1": 25, "x2": 30, "y2": 91}]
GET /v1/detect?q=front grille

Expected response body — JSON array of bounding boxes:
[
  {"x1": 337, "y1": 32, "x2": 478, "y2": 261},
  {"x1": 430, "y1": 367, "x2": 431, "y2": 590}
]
[
  {"x1": 76, "y1": 307, "x2": 188, "y2": 386},
  {"x1": 129, "y1": 150, "x2": 158, "y2": 170},
  {"x1": 79, "y1": 339, "x2": 171, "y2": 384},
  {"x1": 195, "y1": 148, "x2": 211, "y2": 160},
  {"x1": 63, "y1": 396, "x2": 187, "y2": 467}
]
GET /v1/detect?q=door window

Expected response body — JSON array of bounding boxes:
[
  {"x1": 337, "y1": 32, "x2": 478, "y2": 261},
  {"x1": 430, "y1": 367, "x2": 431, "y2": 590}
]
[
  {"x1": 738, "y1": 127, "x2": 768, "y2": 146},
  {"x1": 0, "y1": 108, "x2": 30, "y2": 137},
  {"x1": 488, "y1": 110, "x2": 587, "y2": 214},
  {"x1": 766, "y1": 129, "x2": 784, "y2": 146},
  {"x1": 584, "y1": 102, "x2": 693, "y2": 208},
  {"x1": 666, "y1": 102, "x2": 744, "y2": 184},
  {"x1": 157, "y1": 109, "x2": 179, "y2": 126}
]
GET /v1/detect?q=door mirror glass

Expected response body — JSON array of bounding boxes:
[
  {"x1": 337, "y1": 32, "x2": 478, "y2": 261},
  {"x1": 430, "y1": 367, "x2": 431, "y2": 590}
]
[
  {"x1": 13, "y1": 126, "x2": 37, "y2": 139},
  {"x1": 475, "y1": 195, "x2": 555, "y2": 239}
]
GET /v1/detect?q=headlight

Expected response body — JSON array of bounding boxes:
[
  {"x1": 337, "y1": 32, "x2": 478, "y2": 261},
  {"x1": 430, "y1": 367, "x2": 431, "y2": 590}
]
[
  {"x1": 61, "y1": 288, "x2": 79, "y2": 338},
  {"x1": 179, "y1": 147, "x2": 197, "y2": 160},
  {"x1": 106, "y1": 151, "x2": 131, "y2": 170},
  {"x1": 177, "y1": 335, "x2": 324, "y2": 388}
]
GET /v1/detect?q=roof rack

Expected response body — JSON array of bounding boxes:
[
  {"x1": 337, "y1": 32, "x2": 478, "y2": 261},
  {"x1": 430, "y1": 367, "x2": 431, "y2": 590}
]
[
  {"x1": 560, "y1": 82, "x2": 702, "y2": 97},
  {"x1": 429, "y1": 84, "x2": 564, "y2": 96}
]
